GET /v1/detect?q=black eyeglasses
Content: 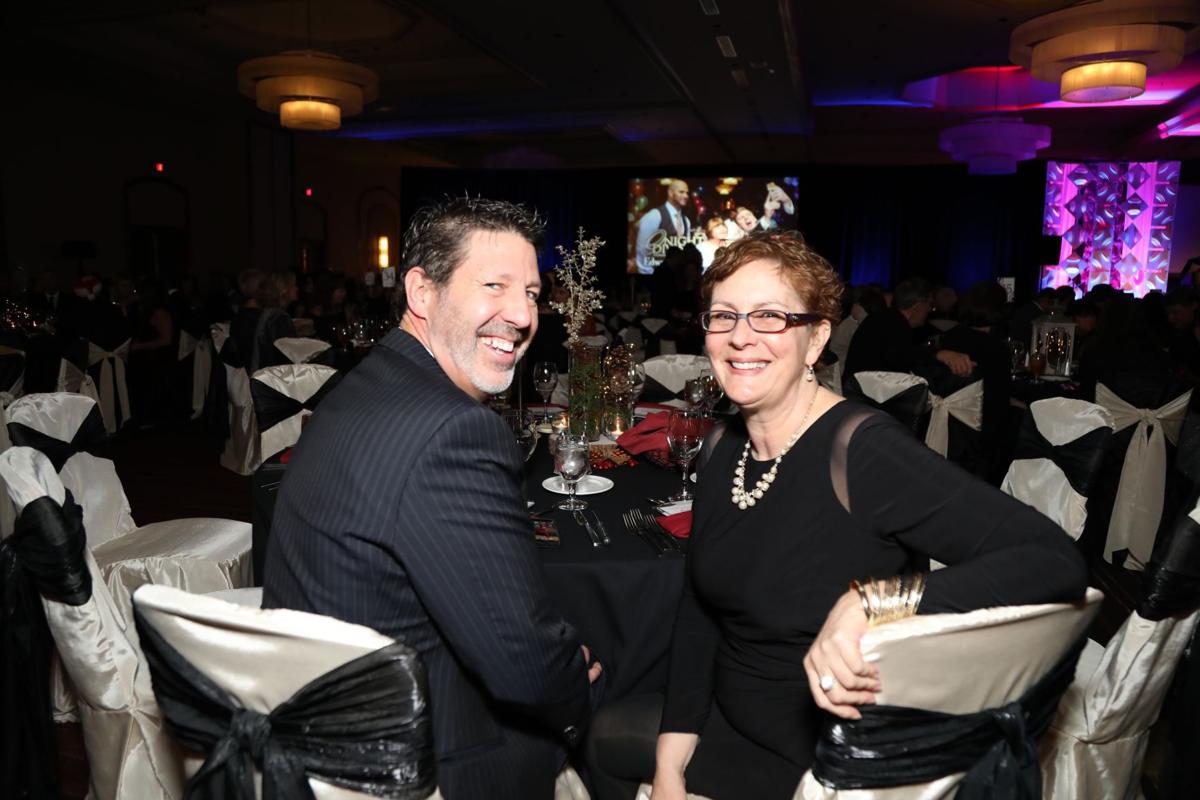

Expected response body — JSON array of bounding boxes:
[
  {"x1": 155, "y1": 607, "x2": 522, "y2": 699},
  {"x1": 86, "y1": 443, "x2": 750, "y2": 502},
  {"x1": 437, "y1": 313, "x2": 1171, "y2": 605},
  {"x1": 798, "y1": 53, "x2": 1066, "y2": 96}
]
[{"x1": 698, "y1": 310, "x2": 823, "y2": 333}]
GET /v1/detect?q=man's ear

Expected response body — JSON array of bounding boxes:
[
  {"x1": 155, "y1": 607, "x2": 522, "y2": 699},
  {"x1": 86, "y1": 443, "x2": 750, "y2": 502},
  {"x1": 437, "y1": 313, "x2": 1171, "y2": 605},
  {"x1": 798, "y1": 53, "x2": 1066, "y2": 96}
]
[{"x1": 404, "y1": 267, "x2": 433, "y2": 320}]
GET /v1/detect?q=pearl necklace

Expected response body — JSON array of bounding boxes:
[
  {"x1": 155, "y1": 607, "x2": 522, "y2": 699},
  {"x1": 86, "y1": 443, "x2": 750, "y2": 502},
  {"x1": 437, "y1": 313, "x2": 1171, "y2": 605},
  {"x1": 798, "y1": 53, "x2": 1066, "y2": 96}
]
[{"x1": 731, "y1": 390, "x2": 819, "y2": 510}]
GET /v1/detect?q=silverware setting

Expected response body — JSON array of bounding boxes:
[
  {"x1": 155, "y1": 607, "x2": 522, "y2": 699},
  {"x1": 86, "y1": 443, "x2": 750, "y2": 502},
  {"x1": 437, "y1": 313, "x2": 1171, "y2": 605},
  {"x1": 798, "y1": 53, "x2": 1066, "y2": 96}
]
[
  {"x1": 622, "y1": 509, "x2": 682, "y2": 556},
  {"x1": 574, "y1": 509, "x2": 603, "y2": 548}
]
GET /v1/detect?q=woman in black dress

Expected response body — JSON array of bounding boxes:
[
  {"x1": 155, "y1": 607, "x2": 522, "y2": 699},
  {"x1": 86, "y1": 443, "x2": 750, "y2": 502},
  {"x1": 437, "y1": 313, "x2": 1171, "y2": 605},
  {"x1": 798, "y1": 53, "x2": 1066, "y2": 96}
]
[{"x1": 611, "y1": 233, "x2": 1088, "y2": 800}]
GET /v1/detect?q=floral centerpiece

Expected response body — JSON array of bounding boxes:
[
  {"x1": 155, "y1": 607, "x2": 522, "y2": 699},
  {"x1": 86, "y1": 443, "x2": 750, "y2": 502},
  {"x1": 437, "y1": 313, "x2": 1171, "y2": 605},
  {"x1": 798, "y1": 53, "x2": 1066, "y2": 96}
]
[{"x1": 551, "y1": 229, "x2": 606, "y2": 438}]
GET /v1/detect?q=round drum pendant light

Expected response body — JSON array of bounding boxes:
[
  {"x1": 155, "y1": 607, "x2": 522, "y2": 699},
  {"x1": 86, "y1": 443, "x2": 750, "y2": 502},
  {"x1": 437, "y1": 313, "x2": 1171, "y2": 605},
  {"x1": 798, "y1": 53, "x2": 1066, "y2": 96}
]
[{"x1": 238, "y1": 50, "x2": 378, "y2": 131}]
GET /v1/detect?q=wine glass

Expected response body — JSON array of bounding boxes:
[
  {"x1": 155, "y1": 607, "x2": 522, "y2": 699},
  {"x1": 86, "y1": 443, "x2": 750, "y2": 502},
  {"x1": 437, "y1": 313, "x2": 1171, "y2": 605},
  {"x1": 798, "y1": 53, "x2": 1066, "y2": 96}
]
[
  {"x1": 666, "y1": 408, "x2": 708, "y2": 501},
  {"x1": 554, "y1": 434, "x2": 590, "y2": 510},
  {"x1": 700, "y1": 371, "x2": 724, "y2": 413},
  {"x1": 504, "y1": 409, "x2": 539, "y2": 462},
  {"x1": 1007, "y1": 338, "x2": 1027, "y2": 378},
  {"x1": 1028, "y1": 349, "x2": 1046, "y2": 384},
  {"x1": 533, "y1": 361, "x2": 558, "y2": 418},
  {"x1": 628, "y1": 362, "x2": 646, "y2": 405}
]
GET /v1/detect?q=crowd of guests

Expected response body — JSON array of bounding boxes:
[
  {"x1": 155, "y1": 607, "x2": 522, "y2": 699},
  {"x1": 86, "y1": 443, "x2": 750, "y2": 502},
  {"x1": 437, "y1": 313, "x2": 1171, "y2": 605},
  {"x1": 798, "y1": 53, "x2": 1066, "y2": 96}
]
[{"x1": 7, "y1": 265, "x2": 403, "y2": 429}]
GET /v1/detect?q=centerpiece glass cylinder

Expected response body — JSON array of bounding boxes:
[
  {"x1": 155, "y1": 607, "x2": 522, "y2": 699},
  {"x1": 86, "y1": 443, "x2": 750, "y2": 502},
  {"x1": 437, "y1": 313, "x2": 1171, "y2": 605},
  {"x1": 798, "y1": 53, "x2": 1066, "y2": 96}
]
[{"x1": 568, "y1": 343, "x2": 605, "y2": 440}]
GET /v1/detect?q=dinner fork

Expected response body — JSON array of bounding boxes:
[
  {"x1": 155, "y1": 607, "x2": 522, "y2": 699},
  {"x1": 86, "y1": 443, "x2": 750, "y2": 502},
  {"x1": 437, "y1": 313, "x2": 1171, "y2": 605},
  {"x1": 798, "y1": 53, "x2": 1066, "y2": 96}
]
[
  {"x1": 622, "y1": 510, "x2": 664, "y2": 556},
  {"x1": 632, "y1": 509, "x2": 682, "y2": 553}
]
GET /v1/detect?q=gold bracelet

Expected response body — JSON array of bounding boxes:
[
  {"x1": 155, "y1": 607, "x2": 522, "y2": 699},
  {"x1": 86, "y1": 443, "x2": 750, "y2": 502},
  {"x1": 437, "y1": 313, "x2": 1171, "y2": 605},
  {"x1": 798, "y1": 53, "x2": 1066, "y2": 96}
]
[{"x1": 850, "y1": 579, "x2": 872, "y2": 620}]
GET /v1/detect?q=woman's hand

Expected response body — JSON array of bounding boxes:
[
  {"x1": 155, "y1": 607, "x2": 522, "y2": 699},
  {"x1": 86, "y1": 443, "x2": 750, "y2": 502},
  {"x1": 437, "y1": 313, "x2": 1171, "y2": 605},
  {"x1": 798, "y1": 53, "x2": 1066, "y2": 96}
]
[
  {"x1": 651, "y1": 732, "x2": 697, "y2": 800},
  {"x1": 803, "y1": 590, "x2": 880, "y2": 719}
]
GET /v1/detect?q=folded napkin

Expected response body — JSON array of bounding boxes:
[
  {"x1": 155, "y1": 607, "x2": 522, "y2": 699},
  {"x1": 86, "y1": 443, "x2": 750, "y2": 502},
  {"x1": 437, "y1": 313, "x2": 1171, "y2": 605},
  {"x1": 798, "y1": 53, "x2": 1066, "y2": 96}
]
[
  {"x1": 617, "y1": 411, "x2": 669, "y2": 456},
  {"x1": 658, "y1": 511, "x2": 692, "y2": 539}
]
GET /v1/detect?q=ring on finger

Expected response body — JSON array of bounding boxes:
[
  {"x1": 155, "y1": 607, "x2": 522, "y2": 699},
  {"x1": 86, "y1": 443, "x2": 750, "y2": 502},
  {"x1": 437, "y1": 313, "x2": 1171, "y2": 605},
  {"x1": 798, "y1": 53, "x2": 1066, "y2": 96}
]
[{"x1": 820, "y1": 674, "x2": 836, "y2": 692}]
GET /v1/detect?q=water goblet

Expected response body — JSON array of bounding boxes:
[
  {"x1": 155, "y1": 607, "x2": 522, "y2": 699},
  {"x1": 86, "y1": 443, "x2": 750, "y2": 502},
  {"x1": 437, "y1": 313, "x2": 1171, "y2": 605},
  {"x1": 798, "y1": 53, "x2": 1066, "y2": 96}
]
[
  {"x1": 533, "y1": 361, "x2": 558, "y2": 417},
  {"x1": 666, "y1": 408, "x2": 709, "y2": 501},
  {"x1": 554, "y1": 434, "x2": 590, "y2": 510}
]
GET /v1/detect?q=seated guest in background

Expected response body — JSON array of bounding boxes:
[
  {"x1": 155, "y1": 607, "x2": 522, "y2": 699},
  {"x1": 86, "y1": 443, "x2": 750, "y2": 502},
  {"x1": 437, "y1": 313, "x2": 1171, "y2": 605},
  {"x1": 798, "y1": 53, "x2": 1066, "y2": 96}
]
[
  {"x1": 931, "y1": 285, "x2": 958, "y2": 323},
  {"x1": 586, "y1": 233, "x2": 1088, "y2": 800},
  {"x1": 128, "y1": 278, "x2": 176, "y2": 428},
  {"x1": 843, "y1": 276, "x2": 974, "y2": 379},
  {"x1": 1166, "y1": 287, "x2": 1200, "y2": 379},
  {"x1": 828, "y1": 285, "x2": 885, "y2": 367},
  {"x1": 1009, "y1": 286, "x2": 1055, "y2": 348},
  {"x1": 231, "y1": 269, "x2": 297, "y2": 374},
  {"x1": 264, "y1": 196, "x2": 602, "y2": 800},
  {"x1": 939, "y1": 280, "x2": 1012, "y2": 482}
]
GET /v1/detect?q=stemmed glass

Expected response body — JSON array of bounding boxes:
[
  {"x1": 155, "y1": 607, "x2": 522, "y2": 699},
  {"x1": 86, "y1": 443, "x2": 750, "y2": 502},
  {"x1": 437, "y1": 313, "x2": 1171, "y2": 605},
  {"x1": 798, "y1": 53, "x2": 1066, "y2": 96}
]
[
  {"x1": 554, "y1": 434, "x2": 590, "y2": 510},
  {"x1": 504, "y1": 409, "x2": 539, "y2": 462},
  {"x1": 1007, "y1": 338, "x2": 1027, "y2": 378},
  {"x1": 1028, "y1": 348, "x2": 1046, "y2": 384},
  {"x1": 533, "y1": 362, "x2": 558, "y2": 417},
  {"x1": 628, "y1": 362, "x2": 646, "y2": 404},
  {"x1": 666, "y1": 408, "x2": 708, "y2": 501}
]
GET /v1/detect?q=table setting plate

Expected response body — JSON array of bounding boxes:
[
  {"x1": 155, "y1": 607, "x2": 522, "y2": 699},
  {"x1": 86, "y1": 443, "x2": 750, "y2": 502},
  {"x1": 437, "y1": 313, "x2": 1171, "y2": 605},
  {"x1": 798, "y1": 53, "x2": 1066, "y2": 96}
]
[{"x1": 542, "y1": 475, "x2": 615, "y2": 495}]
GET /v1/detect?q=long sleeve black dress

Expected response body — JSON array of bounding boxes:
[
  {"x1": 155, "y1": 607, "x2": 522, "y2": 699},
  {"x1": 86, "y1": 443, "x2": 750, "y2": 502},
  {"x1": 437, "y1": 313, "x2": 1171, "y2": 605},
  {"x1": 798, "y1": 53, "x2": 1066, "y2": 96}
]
[{"x1": 659, "y1": 400, "x2": 1088, "y2": 799}]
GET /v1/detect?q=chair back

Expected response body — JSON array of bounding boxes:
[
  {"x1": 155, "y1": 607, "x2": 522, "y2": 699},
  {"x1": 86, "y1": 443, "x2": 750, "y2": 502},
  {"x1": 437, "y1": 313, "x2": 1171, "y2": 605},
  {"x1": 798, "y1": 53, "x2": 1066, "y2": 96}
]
[
  {"x1": 843, "y1": 371, "x2": 930, "y2": 435},
  {"x1": 643, "y1": 354, "x2": 708, "y2": 400},
  {"x1": 0, "y1": 446, "x2": 184, "y2": 800},
  {"x1": 923, "y1": 376, "x2": 983, "y2": 460},
  {"x1": 177, "y1": 327, "x2": 213, "y2": 420},
  {"x1": 85, "y1": 338, "x2": 132, "y2": 434},
  {"x1": 1001, "y1": 398, "x2": 1113, "y2": 541},
  {"x1": 55, "y1": 337, "x2": 103, "y2": 406},
  {"x1": 1041, "y1": 491, "x2": 1200, "y2": 799},
  {"x1": 797, "y1": 589, "x2": 1102, "y2": 799},
  {"x1": 6, "y1": 393, "x2": 136, "y2": 547},
  {"x1": 1093, "y1": 383, "x2": 1193, "y2": 569},
  {"x1": 640, "y1": 317, "x2": 676, "y2": 357},
  {"x1": 273, "y1": 336, "x2": 333, "y2": 365},
  {"x1": 133, "y1": 584, "x2": 438, "y2": 799},
  {"x1": 250, "y1": 364, "x2": 341, "y2": 461}
]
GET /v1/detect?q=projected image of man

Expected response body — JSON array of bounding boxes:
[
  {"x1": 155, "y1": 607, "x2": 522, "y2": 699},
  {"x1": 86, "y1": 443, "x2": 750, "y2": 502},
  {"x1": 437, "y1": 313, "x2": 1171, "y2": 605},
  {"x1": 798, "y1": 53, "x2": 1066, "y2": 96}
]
[{"x1": 635, "y1": 180, "x2": 692, "y2": 274}]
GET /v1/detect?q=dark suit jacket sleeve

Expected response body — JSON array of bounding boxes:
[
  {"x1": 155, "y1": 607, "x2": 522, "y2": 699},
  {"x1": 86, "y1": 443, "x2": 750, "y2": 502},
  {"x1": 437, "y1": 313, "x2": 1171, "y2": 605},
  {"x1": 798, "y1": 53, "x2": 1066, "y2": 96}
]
[{"x1": 396, "y1": 403, "x2": 592, "y2": 738}]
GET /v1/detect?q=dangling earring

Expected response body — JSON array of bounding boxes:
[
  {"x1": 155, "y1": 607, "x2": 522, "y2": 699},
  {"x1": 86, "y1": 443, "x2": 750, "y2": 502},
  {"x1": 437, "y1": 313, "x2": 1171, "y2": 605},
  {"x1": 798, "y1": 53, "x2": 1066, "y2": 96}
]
[{"x1": 805, "y1": 364, "x2": 815, "y2": 382}]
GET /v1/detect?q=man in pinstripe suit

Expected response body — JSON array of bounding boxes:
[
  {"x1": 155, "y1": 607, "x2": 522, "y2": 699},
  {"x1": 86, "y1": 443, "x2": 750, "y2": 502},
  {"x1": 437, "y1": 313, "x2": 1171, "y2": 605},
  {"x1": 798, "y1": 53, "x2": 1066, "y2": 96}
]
[{"x1": 264, "y1": 198, "x2": 602, "y2": 799}]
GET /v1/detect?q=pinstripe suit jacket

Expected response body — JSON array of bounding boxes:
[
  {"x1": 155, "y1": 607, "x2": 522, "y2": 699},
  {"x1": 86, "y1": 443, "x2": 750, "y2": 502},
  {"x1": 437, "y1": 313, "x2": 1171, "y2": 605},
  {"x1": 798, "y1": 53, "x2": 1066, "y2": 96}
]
[{"x1": 263, "y1": 329, "x2": 592, "y2": 799}]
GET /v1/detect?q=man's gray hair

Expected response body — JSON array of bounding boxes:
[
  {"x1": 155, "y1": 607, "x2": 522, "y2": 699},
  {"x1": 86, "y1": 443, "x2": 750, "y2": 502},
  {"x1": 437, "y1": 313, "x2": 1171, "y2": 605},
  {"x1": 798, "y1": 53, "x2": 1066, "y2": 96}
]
[
  {"x1": 893, "y1": 277, "x2": 933, "y2": 311},
  {"x1": 398, "y1": 196, "x2": 545, "y2": 314}
]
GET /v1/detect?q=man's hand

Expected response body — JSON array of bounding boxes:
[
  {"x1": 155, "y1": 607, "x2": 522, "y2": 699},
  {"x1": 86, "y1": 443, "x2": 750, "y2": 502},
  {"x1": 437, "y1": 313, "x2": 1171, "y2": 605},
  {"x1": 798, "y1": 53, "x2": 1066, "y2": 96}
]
[
  {"x1": 581, "y1": 645, "x2": 603, "y2": 684},
  {"x1": 936, "y1": 350, "x2": 976, "y2": 377}
]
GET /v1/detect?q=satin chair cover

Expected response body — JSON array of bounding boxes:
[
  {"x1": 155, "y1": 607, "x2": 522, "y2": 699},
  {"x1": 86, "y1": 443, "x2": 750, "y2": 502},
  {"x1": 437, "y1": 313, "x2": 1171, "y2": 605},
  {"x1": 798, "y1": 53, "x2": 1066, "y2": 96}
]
[
  {"x1": 1094, "y1": 384, "x2": 1192, "y2": 570},
  {"x1": 273, "y1": 336, "x2": 333, "y2": 365},
  {"x1": 205, "y1": 586, "x2": 263, "y2": 606},
  {"x1": 251, "y1": 364, "x2": 340, "y2": 462},
  {"x1": 87, "y1": 338, "x2": 132, "y2": 434},
  {"x1": 643, "y1": 354, "x2": 708, "y2": 395},
  {"x1": 7, "y1": 392, "x2": 137, "y2": 548},
  {"x1": 55, "y1": 343, "x2": 102, "y2": 407},
  {"x1": 923, "y1": 379, "x2": 983, "y2": 458},
  {"x1": 640, "y1": 318, "x2": 676, "y2": 357},
  {"x1": 0, "y1": 446, "x2": 185, "y2": 800},
  {"x1": 794, "y1": 589, "x2": 1102, "y2": 800},
  {"x1": 1001, "y1": 398, "x2": 1114, "y2": 541},
  {"x1": 220, "y1": 363, "x2": 261, "y2": 476},
  {"x1": 177, "y1": 329, "x2": 212, "y2": 420},
  {"x1": 132, "y1": 584, "x2": 441, "y2": 799},
  {"x1": 845, "y1": 371, "x2": 930, "y2": 435},
  {"x1": 1041, "y1": 493, "x2": 1200, "y2": 799}
]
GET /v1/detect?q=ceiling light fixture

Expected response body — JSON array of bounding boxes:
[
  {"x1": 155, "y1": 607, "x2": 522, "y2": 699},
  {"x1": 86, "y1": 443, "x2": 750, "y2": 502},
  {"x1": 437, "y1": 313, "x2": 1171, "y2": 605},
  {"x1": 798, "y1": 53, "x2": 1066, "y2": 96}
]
[
  {"x1": 1010, "y1": 0, "x2": 1199, "y2": 104},
  {"x1": 239, "y1": 49, "x2": 378, "y2": 131},
  {"x1": 939, "y1": 117, "x2": 1052, "y2": 175}
]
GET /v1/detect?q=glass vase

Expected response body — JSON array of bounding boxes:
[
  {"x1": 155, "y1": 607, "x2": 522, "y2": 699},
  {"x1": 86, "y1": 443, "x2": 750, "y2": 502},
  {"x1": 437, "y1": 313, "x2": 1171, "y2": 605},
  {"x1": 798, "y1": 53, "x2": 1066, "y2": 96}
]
[{"x1": 567, "y1": 342, "x2": 604, "y2": 440}]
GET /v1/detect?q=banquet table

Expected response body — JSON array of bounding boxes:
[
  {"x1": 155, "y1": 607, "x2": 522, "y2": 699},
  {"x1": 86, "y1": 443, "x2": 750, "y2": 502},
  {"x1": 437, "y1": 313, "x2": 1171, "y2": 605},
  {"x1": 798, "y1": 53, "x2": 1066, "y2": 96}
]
[{"x1": 252, "y1": 421, "x2": 687, "y2": 703}]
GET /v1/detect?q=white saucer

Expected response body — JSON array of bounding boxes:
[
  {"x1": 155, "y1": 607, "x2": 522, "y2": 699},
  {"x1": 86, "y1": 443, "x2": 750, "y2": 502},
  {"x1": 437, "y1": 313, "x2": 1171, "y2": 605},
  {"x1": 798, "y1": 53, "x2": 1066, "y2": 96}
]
[{"x1": 542, "y1": 475, "x2": 615, "y2": 496}]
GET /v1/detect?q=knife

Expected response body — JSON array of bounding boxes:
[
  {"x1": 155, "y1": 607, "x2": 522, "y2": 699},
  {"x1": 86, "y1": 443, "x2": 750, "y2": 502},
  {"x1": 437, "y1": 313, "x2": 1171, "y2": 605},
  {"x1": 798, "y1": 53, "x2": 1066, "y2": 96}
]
[
  {"x1": 587, "y1": 510, "x2": 611, "y2": 545},
  {"x1": 573, "y1": 510, "x2": 601, "y2": 547}
]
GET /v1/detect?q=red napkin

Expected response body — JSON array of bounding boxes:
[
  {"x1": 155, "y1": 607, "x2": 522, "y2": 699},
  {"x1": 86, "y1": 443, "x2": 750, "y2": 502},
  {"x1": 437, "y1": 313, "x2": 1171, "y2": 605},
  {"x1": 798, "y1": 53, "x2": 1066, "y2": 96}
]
[
  {"x1": 658, "y1": 511, "x2": 693, "y2": 539},
  {"x1": 616, "y1": 411, "x2": 670, "y2": 456},
  {"x1": 280, "y1": 447, "x2": 294, "y2": 465}
]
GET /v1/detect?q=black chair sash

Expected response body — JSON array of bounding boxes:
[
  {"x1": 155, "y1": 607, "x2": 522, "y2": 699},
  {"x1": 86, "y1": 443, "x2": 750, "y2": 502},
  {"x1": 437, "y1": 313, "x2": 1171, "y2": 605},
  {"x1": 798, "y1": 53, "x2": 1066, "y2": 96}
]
[
  {"x1": 0, "y1": 352, "x2": 25, "y2": 394},
  {"x1": 1012, "y1": 419, "x2": 1111, "y2": 498},
  {"x1": 1139, "y1": 488, "x2": 1200, "y2": 622},
  {"x1": 1, "y1": 492, "x2": 92, "y2": 800},
  {"x1": 8, "y1": 404, "x2": 107, "y2": 473},
  {"x1": 640, "y1": 376, "x2": 681, "y2": 404},
  {"x1": 250, "y1": 373, "x2": 341, "y2": 433},
  {"x1": 844, "y1": 376, "x2": 930, "y2": 435},
  {"x1": 813, "y1": 635, "x2": 1085, "y2": 799},
  {"x1": 133, "y1": 608, "x2": 436, "y2": 800}
]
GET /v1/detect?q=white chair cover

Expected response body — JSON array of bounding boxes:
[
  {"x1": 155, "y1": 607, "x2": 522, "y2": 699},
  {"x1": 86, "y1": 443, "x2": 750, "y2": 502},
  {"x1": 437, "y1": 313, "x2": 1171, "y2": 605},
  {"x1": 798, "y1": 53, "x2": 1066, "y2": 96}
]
[
  {"x1": 177, "y1": 330, "x2": 212, "y2": 420},
  {"x1": 205, "y1": 586, "x2": 263, "y2": 606},
  {"x1": 252, "y1": 363, "x2": 339, "y2": 461},
  {"x1": 6, "y1": 393, "x2": 137, "y2": 548},
  {"x1": 210, "y1": 321, "x2": 231, "y2": 354},
  {"x1": 0, "y1": 447, "x2": 184, "y2": 800},
  {"x1": 794, "y1": 589, "x2": 1103, "y2": 800},
  {"x1": 643, "y1": 354, "x2": 709, "y2": 395},
  {"x1": 850, "y1": 371, "x2": 929, "y2": 404},
  {"x1": 55, "y1": 355, "x2": 102, "y2": 406},
  {"x1": 87, "y1": 338, "x2": 132, "y2": 434},
  {"x1": 923, "y1": 379, "x2": 983, "y2": 457},
  {"x1": 1001, "y1": 398, "x2": 1114, "y2": 541},
  {"x1": 220, "y1": 363, "x2": 260, "y2": 475},
  {"x1": 273, "y1": 336, "x2": 332, "y2": 365},
  {"x1": 1094, "y1": 384, "x2": 1193, "y2": 569},
  {"x1": 1041, "y1": 602, "x2": 1200, "y2": 799},
  {"x1": 133, "y1": 584, "x2": 440, "y2": 799}
]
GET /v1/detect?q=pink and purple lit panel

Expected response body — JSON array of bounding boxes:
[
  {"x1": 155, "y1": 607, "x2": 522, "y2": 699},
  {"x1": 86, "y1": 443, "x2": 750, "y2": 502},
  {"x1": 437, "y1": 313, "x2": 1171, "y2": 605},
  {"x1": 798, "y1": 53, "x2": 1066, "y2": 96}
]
[{"x1": 1041, "y1": 161, "x2": 1180, "y2": 298}]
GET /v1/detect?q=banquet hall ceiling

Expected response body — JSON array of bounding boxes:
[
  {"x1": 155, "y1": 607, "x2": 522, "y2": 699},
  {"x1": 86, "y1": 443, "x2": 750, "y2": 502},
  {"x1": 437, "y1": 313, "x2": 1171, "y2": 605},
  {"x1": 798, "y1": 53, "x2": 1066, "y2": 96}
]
[{"x1": 10, "y1": 0, "x2": 1200, "y2": 166}]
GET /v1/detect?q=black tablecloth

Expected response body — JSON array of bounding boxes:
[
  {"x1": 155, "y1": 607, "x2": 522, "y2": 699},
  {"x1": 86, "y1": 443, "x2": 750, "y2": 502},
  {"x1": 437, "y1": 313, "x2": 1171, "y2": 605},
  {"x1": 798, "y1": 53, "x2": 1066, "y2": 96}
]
[
  {"x1": 524, "y1": 441, "x2": 685, "y2": 702},
  {"x1": 252, "y1": 433, "x2": 686, "y2": 703}
]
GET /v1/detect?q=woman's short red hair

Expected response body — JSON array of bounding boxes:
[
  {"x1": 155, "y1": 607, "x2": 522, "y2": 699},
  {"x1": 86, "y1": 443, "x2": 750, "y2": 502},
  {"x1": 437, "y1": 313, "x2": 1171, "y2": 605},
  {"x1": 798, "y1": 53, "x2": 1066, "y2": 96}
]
[{"x1": 701, "y1": 231, "x2": 843, "y2": 323}]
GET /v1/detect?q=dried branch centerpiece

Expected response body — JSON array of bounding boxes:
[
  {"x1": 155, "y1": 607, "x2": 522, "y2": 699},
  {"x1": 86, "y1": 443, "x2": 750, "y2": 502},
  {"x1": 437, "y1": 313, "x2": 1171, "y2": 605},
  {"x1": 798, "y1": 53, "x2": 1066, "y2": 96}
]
[{"x1": 551, "y1": 229, "x2": 606, "y2": 439}]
